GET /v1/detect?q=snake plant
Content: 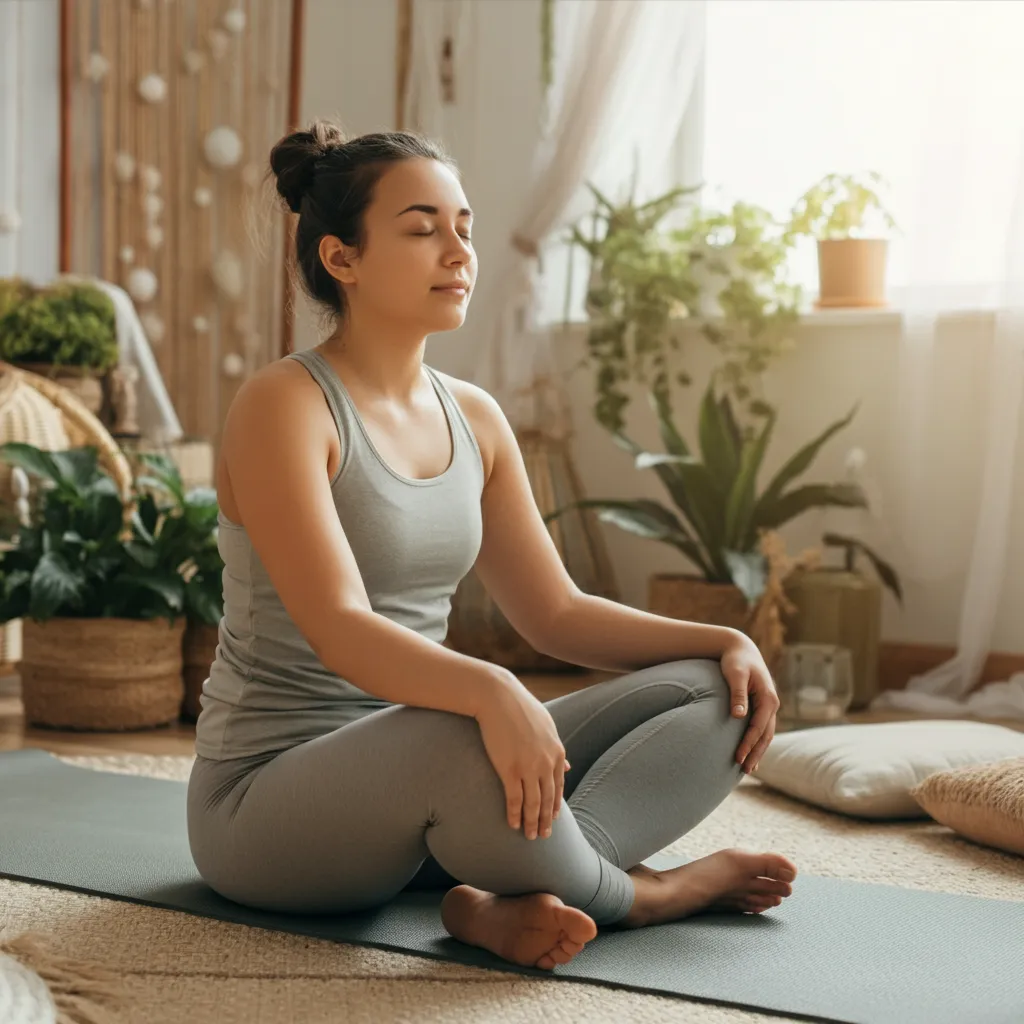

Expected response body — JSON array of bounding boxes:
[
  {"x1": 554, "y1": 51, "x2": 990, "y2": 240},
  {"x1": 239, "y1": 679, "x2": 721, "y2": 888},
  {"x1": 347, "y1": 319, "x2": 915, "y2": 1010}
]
[{"x1": 545, "y1": 381, "x2": 867, "y2": 604}]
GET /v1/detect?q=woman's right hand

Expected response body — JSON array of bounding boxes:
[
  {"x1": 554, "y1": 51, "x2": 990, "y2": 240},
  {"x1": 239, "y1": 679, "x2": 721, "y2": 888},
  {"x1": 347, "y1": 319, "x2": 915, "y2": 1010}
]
[{"x1": 475, "y1": 673, "x2": 570, "y2": 841}]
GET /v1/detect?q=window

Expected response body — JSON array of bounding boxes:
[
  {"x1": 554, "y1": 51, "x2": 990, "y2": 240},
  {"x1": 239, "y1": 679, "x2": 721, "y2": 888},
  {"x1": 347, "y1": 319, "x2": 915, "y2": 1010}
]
[{"x1": 541, "y1": 0, "x2": 1024, "y2": 324}]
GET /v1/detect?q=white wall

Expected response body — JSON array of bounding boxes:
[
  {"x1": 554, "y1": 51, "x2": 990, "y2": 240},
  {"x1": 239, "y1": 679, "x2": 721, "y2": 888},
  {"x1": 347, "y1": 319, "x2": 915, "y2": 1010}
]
[
  {"x1": 0, "y1": 0, "x2": 60, "y2": 283},
  {"x1": 299, "y1": 0, "x2": 1023, "y2": 655}
]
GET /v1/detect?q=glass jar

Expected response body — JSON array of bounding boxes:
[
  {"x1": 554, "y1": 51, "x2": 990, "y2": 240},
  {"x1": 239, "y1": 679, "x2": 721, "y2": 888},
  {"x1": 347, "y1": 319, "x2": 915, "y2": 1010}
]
[{"x1": 778, "y1": 643, "x2": 855, "y2": 728}]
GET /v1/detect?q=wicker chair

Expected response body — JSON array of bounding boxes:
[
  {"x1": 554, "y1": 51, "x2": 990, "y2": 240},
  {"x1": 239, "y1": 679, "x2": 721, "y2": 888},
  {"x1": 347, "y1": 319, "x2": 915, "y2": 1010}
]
[{"x1": 0, "y1": 361, "x2": 134, "y2": 670}]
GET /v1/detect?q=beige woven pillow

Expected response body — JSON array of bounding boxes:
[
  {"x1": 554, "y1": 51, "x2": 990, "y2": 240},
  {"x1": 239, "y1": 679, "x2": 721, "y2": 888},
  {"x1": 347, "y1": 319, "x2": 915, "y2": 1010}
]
[{"x1": 909, "y1": 756, "x2": 1024, "y2": 857}]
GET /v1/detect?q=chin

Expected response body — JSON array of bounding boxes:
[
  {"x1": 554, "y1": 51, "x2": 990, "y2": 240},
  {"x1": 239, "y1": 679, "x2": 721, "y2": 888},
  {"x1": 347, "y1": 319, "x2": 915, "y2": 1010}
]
[{"x1": 423, "y1": 307, "x2": 469, "y2": 333}]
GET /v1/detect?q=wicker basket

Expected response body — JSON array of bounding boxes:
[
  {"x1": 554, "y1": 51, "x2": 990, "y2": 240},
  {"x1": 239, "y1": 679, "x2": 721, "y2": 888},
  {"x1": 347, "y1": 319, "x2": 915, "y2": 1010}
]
[
  {"x1": 181, "y1": 621, "x2": 218, "y2": 722},
  {"x1": 19, "y1": 617, "x2": 185, "y2": 731},
  {"x1": 1, "y1": 363, "x2": 133, "y2": 497},
  {"x1": 648, "y1": 573, "x2": 752, "y2": 633},
  {"x1": 12, "y1": 362, "x2": 106, "y2": 417}
]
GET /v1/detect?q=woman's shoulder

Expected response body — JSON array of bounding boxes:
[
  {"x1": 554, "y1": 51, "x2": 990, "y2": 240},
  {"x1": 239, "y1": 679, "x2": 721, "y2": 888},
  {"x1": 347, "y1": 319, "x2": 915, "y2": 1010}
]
[{"x1": 223, "y1": 355, "x2": 335, "y2": 445}]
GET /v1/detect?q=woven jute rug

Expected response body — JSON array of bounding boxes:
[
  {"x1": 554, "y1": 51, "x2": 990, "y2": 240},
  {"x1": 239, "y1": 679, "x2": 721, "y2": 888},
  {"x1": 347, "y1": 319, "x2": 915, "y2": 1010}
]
[{"x1": 2, "y1": 753, "x2": 1021, "y2": 1024}]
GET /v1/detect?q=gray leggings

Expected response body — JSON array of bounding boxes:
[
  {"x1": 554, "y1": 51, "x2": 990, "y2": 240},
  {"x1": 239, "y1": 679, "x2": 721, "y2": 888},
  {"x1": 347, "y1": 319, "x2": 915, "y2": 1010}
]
[{"x1": 186, "y1": 658, "x2": 749, "y2": 926}]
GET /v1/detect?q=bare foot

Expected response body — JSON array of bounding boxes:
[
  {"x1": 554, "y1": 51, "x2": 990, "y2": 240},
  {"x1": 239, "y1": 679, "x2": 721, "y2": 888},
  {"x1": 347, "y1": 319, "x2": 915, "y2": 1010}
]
[
  {"x1": 441, "y1": 885, "x2": 598, "y2": 971},
  {"x1": 617, "y1": 848, "x2": 799, "y2": 929}
]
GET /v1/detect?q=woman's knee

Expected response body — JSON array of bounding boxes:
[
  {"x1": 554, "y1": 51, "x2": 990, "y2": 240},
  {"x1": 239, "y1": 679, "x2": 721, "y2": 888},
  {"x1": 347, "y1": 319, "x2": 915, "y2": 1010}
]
[{"x1": 649, "y1": 657, "x2": 732, "y2": 700}]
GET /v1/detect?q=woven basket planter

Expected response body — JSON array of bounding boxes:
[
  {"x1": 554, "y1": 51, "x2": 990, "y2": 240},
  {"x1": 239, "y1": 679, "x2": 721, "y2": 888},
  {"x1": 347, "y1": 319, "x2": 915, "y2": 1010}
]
[
  {"x1": 181, "y1": 621, "x2": 218, "y2": 722},
  {"x1": 20, "y1": 617, "x2": 186, "y2": 731},
  {"x1": 648, "y1": 574, "x2": 751, "y2": 634}
]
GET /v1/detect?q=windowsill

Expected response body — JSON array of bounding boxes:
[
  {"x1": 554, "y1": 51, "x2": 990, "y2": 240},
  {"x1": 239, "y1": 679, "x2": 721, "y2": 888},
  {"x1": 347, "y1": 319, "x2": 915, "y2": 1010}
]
[{"x1": 552, "y1": 305, "x2": 997, "y2": 331}]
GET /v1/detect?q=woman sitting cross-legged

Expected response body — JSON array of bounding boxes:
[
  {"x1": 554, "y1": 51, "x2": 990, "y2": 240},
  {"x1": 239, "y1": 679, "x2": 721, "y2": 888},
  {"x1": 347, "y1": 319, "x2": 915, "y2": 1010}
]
[{"x1": 186, "y1": 120, "x2": 798, "y2": 973}]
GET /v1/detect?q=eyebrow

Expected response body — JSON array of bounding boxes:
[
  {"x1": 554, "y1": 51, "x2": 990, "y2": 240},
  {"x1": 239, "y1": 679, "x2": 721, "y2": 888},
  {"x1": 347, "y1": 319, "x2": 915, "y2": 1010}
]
[{"x1": 397, "y1": 204, "x2": 473, "y2": 218}]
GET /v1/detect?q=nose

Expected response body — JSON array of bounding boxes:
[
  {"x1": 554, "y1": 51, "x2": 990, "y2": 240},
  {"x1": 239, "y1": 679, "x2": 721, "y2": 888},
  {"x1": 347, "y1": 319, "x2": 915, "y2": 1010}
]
[{"x1": 443, "y1": 231, "x2": 473, "y2": 267}]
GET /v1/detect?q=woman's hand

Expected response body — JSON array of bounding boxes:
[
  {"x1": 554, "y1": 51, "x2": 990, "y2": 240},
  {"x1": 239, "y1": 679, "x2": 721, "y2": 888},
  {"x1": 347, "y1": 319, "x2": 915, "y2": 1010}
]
[
  {"x1": 475, "y1": 673, "x2": 570, "y2": 841},
  {"x1": 721, "y1": 634, "x2": 781, "y2": 775}
]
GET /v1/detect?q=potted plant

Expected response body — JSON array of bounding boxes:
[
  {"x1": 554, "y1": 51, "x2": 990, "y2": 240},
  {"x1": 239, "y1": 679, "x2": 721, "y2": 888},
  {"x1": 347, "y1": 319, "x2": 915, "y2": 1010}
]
[
  {"x1": 566, "y1": 184, "x2": 802, "y2": 435},
  {"x1": 784, "y1": 531, "x2": 903, "y2": 709},
  {"x1": 0, "y1": 442, "x2": 197, "y2": 731},
  {"x1": 545, "y1": 379, "x2": 868, "y2": 631},
  {"x1": 136, "y1": 453, "x2": 223, "y2": 721},
  {"x1": 0, "y1": 279, "x2": 119, "y2": 415},
  {"x1": 784, "y1": 172, "x2": 897, "y2": 309}
]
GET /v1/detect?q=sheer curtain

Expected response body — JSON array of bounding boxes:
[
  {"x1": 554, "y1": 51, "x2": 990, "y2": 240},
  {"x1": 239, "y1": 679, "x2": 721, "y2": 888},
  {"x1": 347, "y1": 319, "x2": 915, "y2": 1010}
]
[
  {"x1": 870, "y1": 2, "x2": 1024, "y2": 720},
  {"x1": 468, "y1": 0, "x2": 706, "y2": 437}
]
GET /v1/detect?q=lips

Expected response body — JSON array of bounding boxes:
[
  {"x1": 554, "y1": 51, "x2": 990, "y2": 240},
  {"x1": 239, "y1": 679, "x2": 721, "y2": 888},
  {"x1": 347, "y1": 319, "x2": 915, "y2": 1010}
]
[{"x1": 432, "y1": 282, "x2": 470, "y2": 293}]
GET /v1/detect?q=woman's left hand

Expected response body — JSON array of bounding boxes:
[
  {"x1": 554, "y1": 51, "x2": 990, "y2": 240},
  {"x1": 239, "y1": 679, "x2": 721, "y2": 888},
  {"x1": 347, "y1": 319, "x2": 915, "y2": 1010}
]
[{"x1": 720, "y1": 634, "x2": 780, "y2": 775}]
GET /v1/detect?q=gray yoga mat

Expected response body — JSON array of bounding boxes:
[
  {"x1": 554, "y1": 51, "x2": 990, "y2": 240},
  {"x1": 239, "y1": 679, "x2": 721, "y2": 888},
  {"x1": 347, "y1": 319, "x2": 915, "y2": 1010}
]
[{"x1": 1, "y1": 749, "x2": 1022, "y2": 1024}]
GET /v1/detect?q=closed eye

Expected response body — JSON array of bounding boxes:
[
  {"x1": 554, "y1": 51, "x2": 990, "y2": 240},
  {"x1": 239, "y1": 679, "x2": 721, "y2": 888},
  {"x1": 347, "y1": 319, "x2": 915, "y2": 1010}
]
[{"x1": 411, "y1": 229, "x2": 472, "y2": 240}]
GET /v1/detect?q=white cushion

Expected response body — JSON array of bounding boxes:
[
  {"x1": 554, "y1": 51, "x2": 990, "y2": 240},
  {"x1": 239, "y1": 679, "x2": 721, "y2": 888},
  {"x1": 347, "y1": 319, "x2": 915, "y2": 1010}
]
[{"x1": 755, "y1": 720, "x2": 1024, "y2": 819}]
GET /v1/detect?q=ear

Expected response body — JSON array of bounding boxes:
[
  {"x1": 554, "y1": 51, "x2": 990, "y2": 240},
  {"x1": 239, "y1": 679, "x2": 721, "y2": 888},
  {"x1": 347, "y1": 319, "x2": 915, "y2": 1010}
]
[{"x1": 318, "y1": 235, "x2": 359, "y2": 286}]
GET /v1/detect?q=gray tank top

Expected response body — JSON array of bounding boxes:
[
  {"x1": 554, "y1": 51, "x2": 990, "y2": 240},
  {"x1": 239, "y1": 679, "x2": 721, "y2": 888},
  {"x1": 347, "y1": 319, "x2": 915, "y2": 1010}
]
[{"x1": 194, "y1": 349, "x2": 486, "y2": 761}]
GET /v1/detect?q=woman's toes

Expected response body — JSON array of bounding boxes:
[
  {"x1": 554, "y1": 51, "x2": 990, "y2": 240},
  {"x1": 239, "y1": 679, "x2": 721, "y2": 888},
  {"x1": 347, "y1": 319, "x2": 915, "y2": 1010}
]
[
  {"x1": 556, "y1": 906, "x2": 598, "y2": 943},
  {"x1": 751, "y1": 878, "x2": 793, "y2": 898},
  {"x1": 763, "y1": 853, "x2": 798, "y2": 882},
  {"x1": 536, "y1": 952, "x2": 556, "y2": 970}
]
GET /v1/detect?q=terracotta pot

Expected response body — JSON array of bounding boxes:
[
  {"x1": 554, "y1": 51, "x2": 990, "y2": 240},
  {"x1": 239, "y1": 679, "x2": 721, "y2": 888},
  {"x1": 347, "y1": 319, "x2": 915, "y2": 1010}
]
[
  {"x1": 181, "y1": 621, "x2": 219, "y2": 721},
  {"x1": 815, "y1": 238, "x2": 888, "y2": 309},
  {"x1": 648, "y1": 574, "x2": 751, "y2": 633},
  {"x1": 783, "y1": 569, "x2": 882, "y2": 710},
  {"x1": 13, "y1": 362, "x2": 106, "y2": 417},
  {"x1": 19, "y1": 617, "x2": 185, "y2": 731}
]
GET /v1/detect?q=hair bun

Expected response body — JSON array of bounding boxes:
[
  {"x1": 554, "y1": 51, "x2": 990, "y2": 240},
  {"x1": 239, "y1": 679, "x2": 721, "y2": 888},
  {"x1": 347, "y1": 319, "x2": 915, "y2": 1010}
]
[{"x1": 269, "y1": 120, "x2": 347, "y2": 214}]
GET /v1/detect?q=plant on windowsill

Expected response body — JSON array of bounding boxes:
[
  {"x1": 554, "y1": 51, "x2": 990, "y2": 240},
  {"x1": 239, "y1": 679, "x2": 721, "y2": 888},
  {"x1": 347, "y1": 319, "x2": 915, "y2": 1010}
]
[
  {"x1": 783, "y1": 171, "x2": 898, "y2": 310},
  {"x1": 544, "y1": 376, "x2": 869, "y2": 635},
  {"x1": 565, "y1": 183, "x2": 802, "y2": 436},
  {"x1": 0, "y1": 443, "x2": 218, "y2": 730}
]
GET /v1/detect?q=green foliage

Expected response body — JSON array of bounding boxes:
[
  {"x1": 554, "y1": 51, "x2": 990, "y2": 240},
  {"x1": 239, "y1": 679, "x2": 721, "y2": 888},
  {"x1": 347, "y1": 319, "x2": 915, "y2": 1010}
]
[
  {"x1": 544, "y1": 381, "x2": 867, "y2": 602},
  {"x1": 0, "y1": 277, "x2": 33, "y2": 321},
  {"x1": 0, "y1": 443, "x2": 223, "y2": 625},
  {"x1": 822, "y1": 531, "x2": 903, "y2": 604},
  {"x1": 0, "y1": 279, "x2": 119, "y2": 371},
  {"x1": 784, "y1": 172, "x2": 897, "y2": 242},
  {"x1": 567, "y1": 184, "x2": 802, "y2": 434}
]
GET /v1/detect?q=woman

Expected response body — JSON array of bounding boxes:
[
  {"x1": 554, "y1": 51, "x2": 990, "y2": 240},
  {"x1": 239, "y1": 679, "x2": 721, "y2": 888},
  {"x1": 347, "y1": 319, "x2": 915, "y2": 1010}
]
[{"x1": 186, "y1": 121, "x2": 798, "y2": 973}]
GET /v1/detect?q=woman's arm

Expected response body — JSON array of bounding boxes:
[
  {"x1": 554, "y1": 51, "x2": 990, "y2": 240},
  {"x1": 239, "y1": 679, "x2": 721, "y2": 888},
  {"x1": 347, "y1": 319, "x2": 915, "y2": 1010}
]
[
  {"x1": 220, "y1": 364, "x2": 519, "y2": 719},
  {"x1": 541, "y1": 593, "x2": 742, "y2": 673}
]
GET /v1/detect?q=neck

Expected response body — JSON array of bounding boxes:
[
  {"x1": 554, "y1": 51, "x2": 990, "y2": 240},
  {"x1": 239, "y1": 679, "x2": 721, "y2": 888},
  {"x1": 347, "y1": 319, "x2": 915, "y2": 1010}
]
[{"x1": 319, "y1": 307, "x2": 428, "y2": 400}]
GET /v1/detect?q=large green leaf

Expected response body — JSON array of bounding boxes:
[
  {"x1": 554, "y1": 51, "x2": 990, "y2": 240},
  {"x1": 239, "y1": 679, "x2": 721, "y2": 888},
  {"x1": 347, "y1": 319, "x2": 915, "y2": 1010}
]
[
  {"x1": 823, "y1": 531, "x2": 903, "y2": 604},
  {"x1": 137, "y1": 452, "x2": 185, "y2": 504},
  {"x1": 185, "y1": 575, "x2": 223, "y2": 627},
  {"x1": 754, "y1": 482, "x2": 867, "y2": 531},
  {"x1": 30, "y1": 551, "x2": 85, "y2": 619},
  {"x1": 545, "y1": 498, "x2": 713, "y2": 575},
  {"x1": 122, "y1": 570, "x2": 186, "y2": 613},
  {"x1": 759, "y1": 404, "x2": 859, "y2": 510},
  {"x1": 723, "y1": 408, "x2": 776, "y2": 549},
  {"x1": 724, "y1": 549, "x2": 767, "y2": 606},
  {"x1": 50, "y1": 448, "x2": 101, "y2": 490},
  {"x1": 647, "y1": 390, "x2": 690, "y2": 457},
  {"x1": 79, "y1": 477, "x2": 124, "y2": 540},
  {"x1": 0, "y1": 442, "x2": 62, "y2": 484},
  {"x1": 698, "y1": 385, "x2": 740, "y2": 496}
]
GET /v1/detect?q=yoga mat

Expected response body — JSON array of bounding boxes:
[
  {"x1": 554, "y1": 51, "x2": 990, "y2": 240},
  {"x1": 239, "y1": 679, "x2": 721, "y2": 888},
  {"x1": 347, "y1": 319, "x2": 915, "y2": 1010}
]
[{"x1": 1, "y1": 749, "x2": 1021, "y2": 1024}]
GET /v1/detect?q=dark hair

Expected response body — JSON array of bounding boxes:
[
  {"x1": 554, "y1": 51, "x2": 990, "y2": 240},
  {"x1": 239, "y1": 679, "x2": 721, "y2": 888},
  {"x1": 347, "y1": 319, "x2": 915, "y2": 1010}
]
[{"x1": 269, "y1": 120, "x2": 457, "y2": 318}]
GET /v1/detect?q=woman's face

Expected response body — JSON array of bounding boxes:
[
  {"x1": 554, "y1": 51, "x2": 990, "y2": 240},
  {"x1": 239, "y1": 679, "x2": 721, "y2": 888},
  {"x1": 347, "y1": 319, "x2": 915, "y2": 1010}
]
[{"x1": 322, "y1": 157, "x2": 477, "y2": 334}]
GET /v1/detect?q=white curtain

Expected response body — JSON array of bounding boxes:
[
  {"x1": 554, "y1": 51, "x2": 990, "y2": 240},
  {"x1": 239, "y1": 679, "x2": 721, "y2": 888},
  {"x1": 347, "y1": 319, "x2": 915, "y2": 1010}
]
[
  {"x1": 63, "y1": 276, "x2": 184, "y2": 445},
  {"x1": 469, "y1": 0, "x2": 707, "y2": 438},
  {"x1": 871, "y1": 2, "x2": 1024, "y2": 720}
]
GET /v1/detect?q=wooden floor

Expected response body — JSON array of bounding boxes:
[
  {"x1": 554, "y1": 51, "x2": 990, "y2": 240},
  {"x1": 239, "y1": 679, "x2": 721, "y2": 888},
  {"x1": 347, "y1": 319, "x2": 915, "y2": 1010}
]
[{"x1": 1, "y1": 669, "x2": 1021, "y2": 758}]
